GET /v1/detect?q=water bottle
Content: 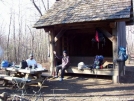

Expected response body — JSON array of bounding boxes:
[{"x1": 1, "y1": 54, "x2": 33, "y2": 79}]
[
  {"x1": 12, "y1": 62, "x2": 15, "y2": 69},
  {"x1": 32, "y1": 64, "x2": 35, "y2": 70},
  {"x1": 13, "y1": 62, "x2": 15, "y2": 67},
  {"x1": 27, "y1": 66, "x2": 30, "y2": 70}
]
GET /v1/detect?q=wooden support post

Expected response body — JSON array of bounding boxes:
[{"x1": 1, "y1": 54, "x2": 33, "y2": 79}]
[
  {"x1": 117, "y1": 22, "x2": 126, "y2": 77},
  {"x1": 132, "y1": 0, "x2": 134, "y2": 21},
  {"x1": 49, "y1": 29, "x2": 55, "y2": 76},
  {"x1": 112, "y1": 28, "x2": 118, "y2": 63},
  {"x1": 99, "y1": 28, "x2": 118, "y2": 83},
  {"x1": 117, "y1": 22, "x2": 126, "y2": 48},
  {"x1": 111, "y1": 22, "x2": 126, "y2": 83},
  {"x1": 112, "y1": 25, "x2": 119, "y2": 83},
  {"x1": 112, "y1": 75, "x2": 119, "y2": 84}
]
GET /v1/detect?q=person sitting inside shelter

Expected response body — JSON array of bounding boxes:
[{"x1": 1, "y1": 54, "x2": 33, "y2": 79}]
[
  {"x1": 54, "y1": 50, "x2": 69, "y2": 81},
  {"x1": 26, "y1": 54, "x2": 37, "y2": 69}
]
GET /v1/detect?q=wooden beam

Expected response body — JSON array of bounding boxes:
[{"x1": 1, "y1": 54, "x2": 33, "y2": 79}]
[
  {"x1": 34, "y1": 18, "x2": 129, "y2": 29},
  {"x1": 115, "y1": 18, "x2": 130, "y2": 22},
  {"x1": 65, "y1": 29, "x2": 95, "y2": 34},
  {"x1": 109, "y1": 22, "x2": 116, "y2": 28},
  {"x1": 131, "y1": 0, "x2": 134, "y2": 21},
  {"x1": 54, "y1": 22, "x2": 110, "y2": 30},
  {"x1": 67, "y1": 24, "x2": 109, "y2": 30},
  {"x1": 99, "y1": 28, "x2": 114, "y2": 42},
  {"x1": 54, "y1": 28, "x2": 67, "y2": 42},
  {"x1": 44, "y1": 28, "x2": 50, "y2": 32}
]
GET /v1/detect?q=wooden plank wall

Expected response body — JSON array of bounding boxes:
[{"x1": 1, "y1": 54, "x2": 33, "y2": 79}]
[{"x1": 66, "y1": 29, "x2": 113, "y2": 57}]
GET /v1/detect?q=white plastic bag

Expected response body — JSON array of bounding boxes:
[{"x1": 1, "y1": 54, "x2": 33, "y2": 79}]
[{"x1": 78, "y1": 62, "x2": 85, "y2": 70}]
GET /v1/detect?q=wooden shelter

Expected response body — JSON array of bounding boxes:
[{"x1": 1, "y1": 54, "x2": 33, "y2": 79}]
[{"x1": 34, "y1": 0, "x2": 134, "y2": 83}]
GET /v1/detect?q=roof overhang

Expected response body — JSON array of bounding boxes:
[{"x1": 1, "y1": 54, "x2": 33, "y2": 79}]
[{"x1": 34, "y1": 0, "x2": 133, "y2": 28}]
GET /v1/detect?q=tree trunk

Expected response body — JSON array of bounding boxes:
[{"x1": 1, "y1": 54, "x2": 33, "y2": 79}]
[{"x1": 7, "y1": 13, "x2": 12, "y2": 60}]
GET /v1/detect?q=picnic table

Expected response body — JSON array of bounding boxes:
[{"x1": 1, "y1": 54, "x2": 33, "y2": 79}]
[{"x1": 1, "y1": 66, "x2": 48, "y2": 87}]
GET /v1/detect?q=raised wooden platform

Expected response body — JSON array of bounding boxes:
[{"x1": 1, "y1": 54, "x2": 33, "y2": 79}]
[
  {"x1": 67, "y1": 56, "x2": 115, "y2": 75},
  {"x1": 65, "y1": 66, "x2": 119, "y2": 83},
  {"x1": 66, "y1": 66, "x2": 118, "y2": 76},
  {"x1": 59, "y1": 56, "x2": 118, "y2": 83}
]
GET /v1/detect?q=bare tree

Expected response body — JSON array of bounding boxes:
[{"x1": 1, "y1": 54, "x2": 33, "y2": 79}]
[
  {"x1": 27, "y1": 25, "x2": 34, "y2": 54},
  {"x1": 13, "y1": 10, "x2": 17, "y2": 62},
  {"x1": 0, "y1": 0, "x2": 53, "y2": 65},
  {"x1": 7, "y1": 12, "x2": 12, "y2": 60}
]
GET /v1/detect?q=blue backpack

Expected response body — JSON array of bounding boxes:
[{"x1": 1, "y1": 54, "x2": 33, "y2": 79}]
[
  {"x1": 118, "y1": 47, "x2": 128, "y2": 61},
  {"x1": 93, "y1": 55, "x2": 104, "y2": 69},
  {"x1": 1, "y1": 60, "x2": 9, "y2": 67}
]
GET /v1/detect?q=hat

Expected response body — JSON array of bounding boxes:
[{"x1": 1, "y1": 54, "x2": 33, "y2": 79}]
[
  {"x1": 29, "y1": 54, "x2": 33, "y2": 57},
  {"x1": 63, "y1": 50, "x2": 67, "y2": 53}
]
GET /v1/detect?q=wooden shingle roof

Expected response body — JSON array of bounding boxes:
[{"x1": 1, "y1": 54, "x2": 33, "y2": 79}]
[{"x1": 34, "y1": 0, "x2": 132, "y2": 28}]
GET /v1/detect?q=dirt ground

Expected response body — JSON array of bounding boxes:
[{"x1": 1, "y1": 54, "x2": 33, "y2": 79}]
[{"x1": 0, "y1": 63, "x2": 134, "y2": 101}]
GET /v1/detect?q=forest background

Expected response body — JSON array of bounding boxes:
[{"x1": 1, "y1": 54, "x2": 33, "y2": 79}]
[{"x1": 0, "y1": 0, "x2": 134, "y2": 65}]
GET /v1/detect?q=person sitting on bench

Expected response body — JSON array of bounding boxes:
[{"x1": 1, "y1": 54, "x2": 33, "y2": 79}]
[
  {"x1": 54, "y1": 50, "x2": 69, "y2": 81},
  {"x1": 26, "y1": 54, "x2": 37, "y2": 69}
]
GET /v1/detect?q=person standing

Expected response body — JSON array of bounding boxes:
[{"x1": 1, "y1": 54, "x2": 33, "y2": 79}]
[{"x1": 54, "y1": 50, "x2": 69, "y2": 81}]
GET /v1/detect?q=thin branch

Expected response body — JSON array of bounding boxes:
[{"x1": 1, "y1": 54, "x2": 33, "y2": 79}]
[
  {"x1": 27, "y1": 25, "x2": 33, "y2": 37},
  {"x1": 31, "y1": 0, "x2": 42, "y2": 16},
  {"x1": 41, "y1": 0, "x2": 46, "y2": 11},
  {"x1": 47, "y1": 0, "x2": 49, "y2": 10}
]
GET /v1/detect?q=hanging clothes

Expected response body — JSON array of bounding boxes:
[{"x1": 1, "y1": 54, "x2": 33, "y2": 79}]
[{"x1": 91, "y1": 28, "x2": 105, "y2": 50}]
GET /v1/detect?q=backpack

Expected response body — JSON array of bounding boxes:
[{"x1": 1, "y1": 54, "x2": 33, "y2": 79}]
[
  {"x1": 20, "y1": 60, "x2": 28, "y2": 69},
  {"x1": 95, "y1": 28, "x2": 104, "y2": 42},
  {"x1": 91, "y1": 28, "x2": 105, "y2": 49},
  {"x1": 1, "y1": 60, "x2": 9, "y2": 67},
  {"x1": 118, "y1": 47, "x2": 128, "y2": 61},
  {"x1": 93, "y1": 55, "x2": 104, "y2": 69}
]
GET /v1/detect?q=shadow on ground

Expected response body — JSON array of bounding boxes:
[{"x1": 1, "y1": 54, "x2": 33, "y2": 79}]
[{"x1": 0, "y1": 65, "x2": 134, "y2": 100}]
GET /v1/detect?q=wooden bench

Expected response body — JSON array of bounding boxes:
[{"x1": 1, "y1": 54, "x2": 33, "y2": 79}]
[
  {"x1": 4, "y1": 67, "x2": 48, "y2": 87},
  {"x1": 0, "y1": 74, "x2": 31, "y2": 86}
]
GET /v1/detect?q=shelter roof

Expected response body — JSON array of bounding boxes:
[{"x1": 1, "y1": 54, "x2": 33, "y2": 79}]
[{"x1": 34, "y1": 0, "x2": 132, "y2": 28}]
